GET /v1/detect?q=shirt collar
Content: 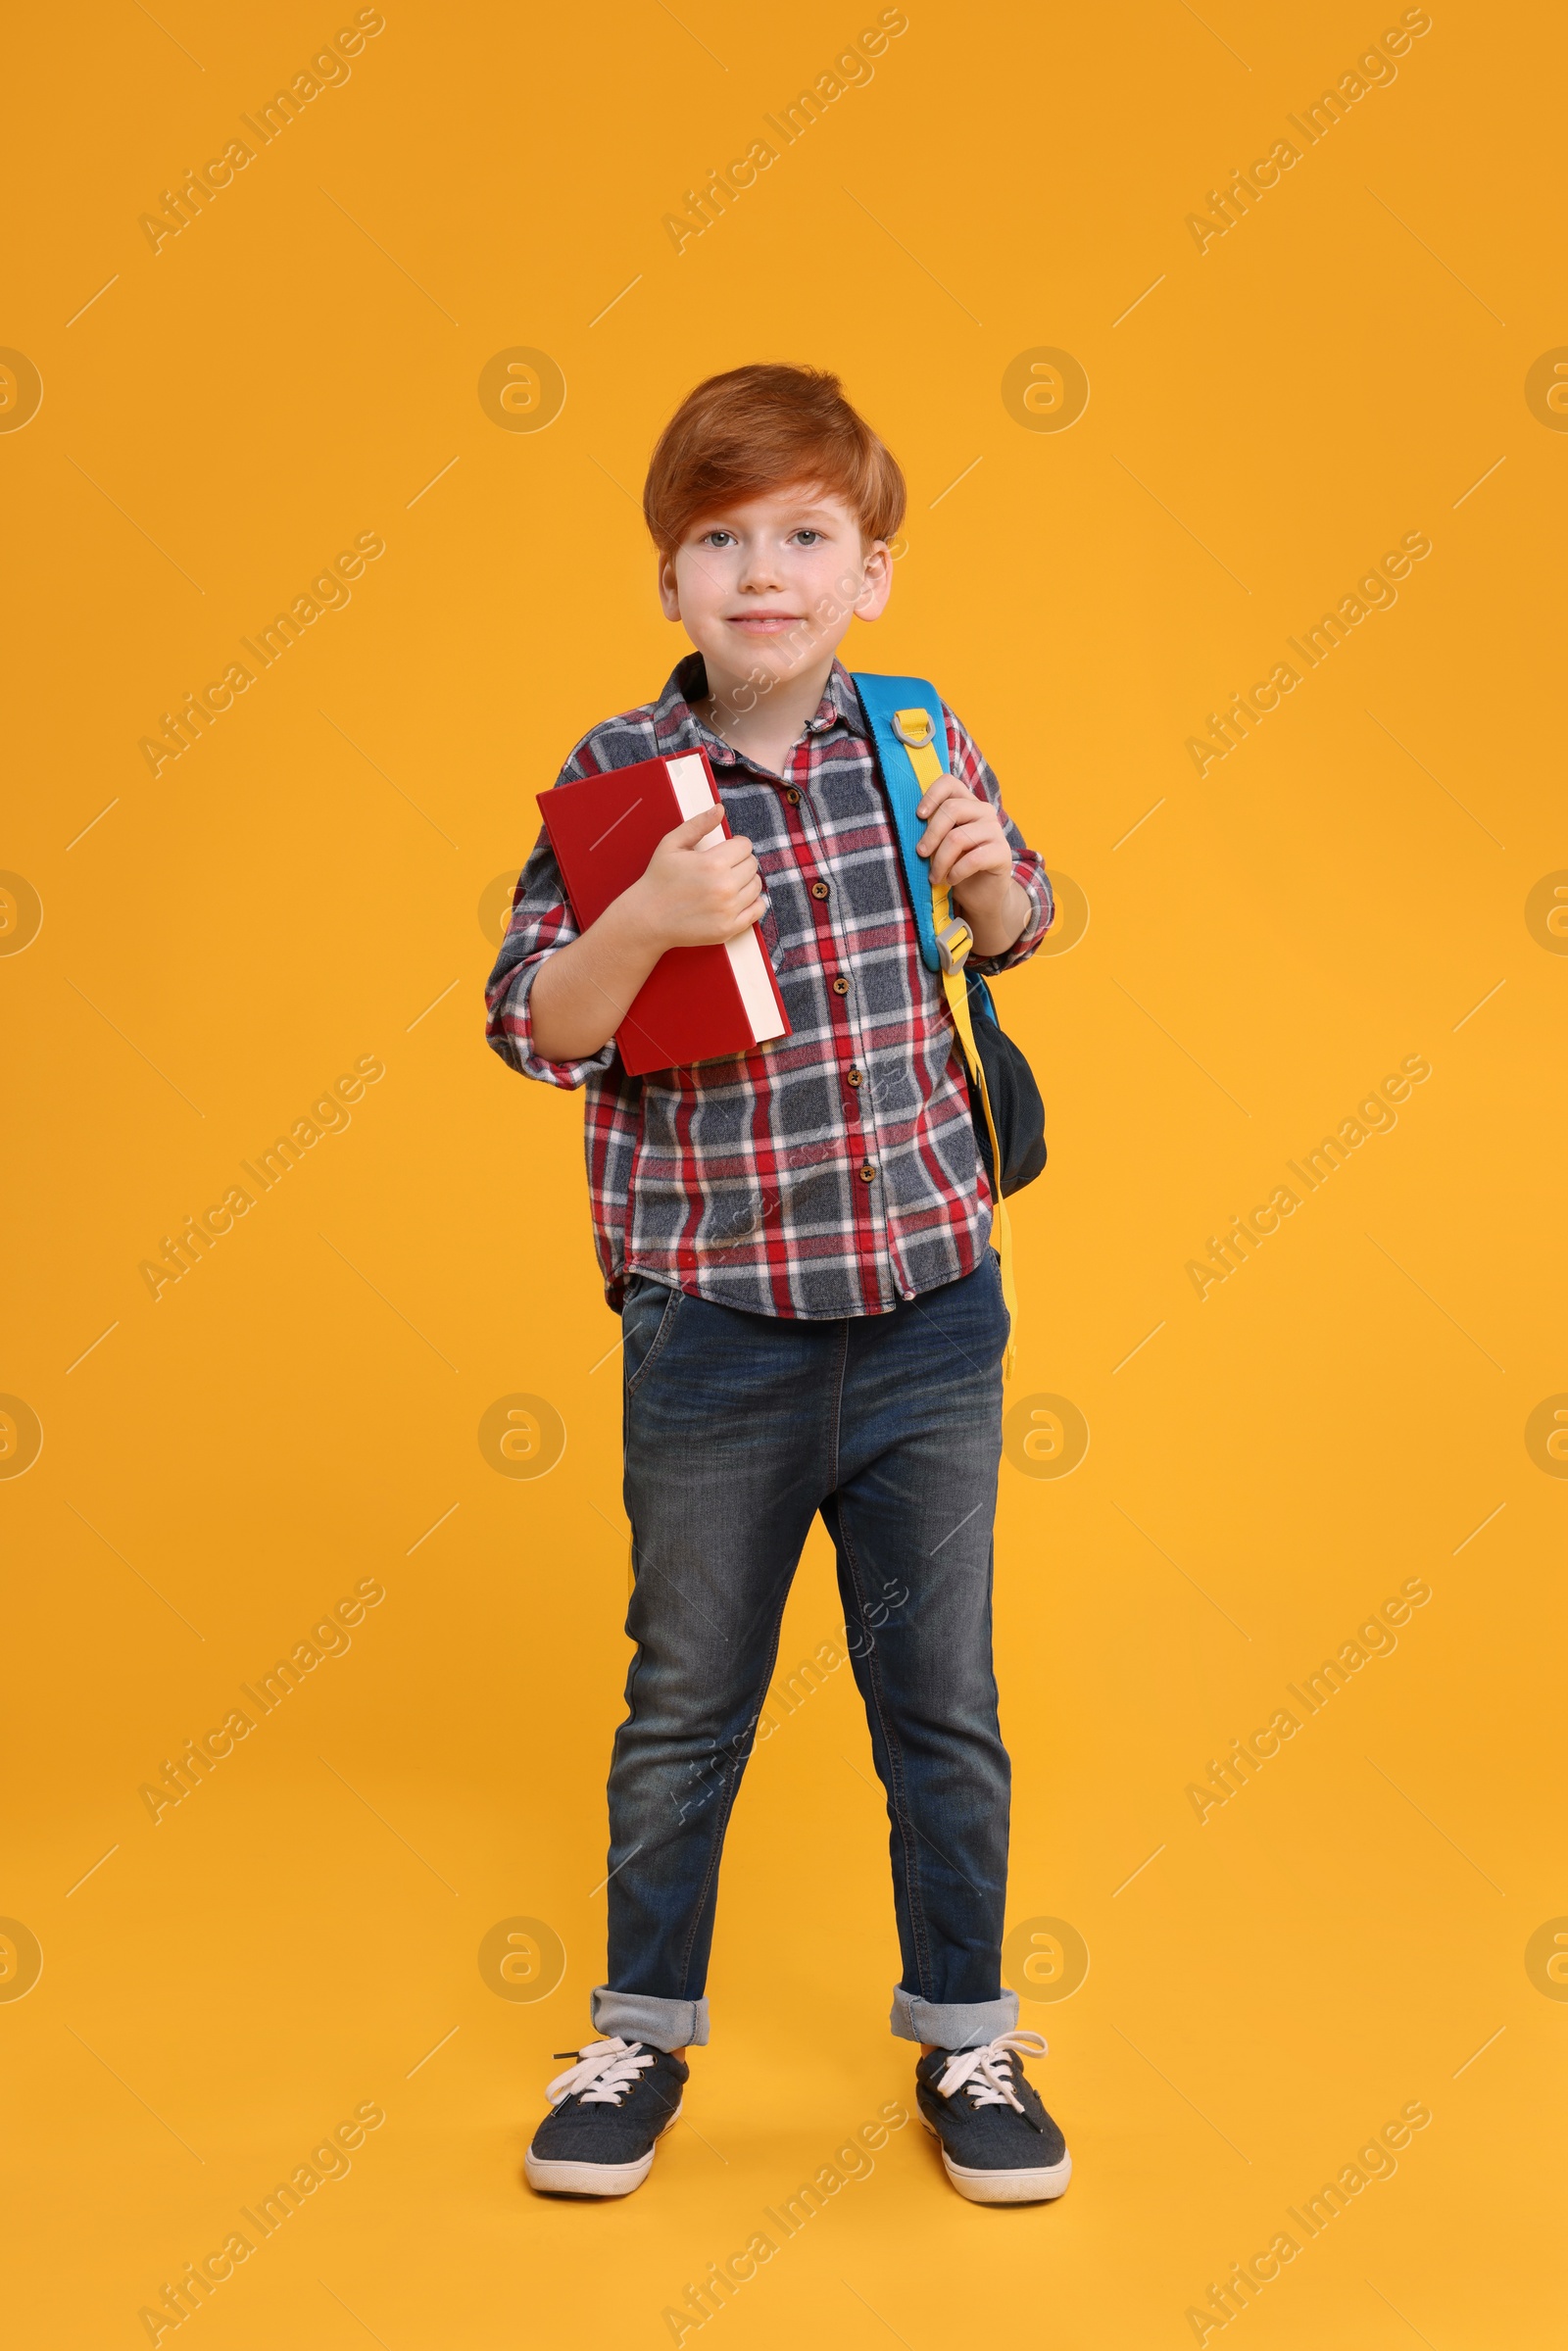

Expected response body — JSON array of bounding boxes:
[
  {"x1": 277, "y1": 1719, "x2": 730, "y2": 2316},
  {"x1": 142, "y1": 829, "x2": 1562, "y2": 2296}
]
[{"x1": 652, "y1": 654, "x2": 868, "y2": 767}]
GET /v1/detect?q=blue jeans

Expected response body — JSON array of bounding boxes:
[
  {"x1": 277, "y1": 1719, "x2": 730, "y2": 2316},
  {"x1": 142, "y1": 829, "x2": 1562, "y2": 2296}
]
[{"x1": 590, "y1": 1255, "x2": 1019, "y2": 2055}]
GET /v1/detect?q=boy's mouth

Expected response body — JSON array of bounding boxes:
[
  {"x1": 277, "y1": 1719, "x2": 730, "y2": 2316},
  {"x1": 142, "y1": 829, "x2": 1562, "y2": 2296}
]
[{"x1": 724, "y1": 612, "x2": 804, "y2": 636}]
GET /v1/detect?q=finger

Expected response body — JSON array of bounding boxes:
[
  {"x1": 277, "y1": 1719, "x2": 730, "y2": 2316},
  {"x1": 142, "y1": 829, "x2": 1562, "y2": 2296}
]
[
  {"x1": 723, "y1": 891, "x2": 765, "y2": 937},
  {"x1": 926, "y1": 805, "x2": 1000, "y2": 859},
  {"x1": 916, "y1": 787, "x2": 989, "y2": 852},
  {"x1": 930, "y1": 819, "x2": 993, "y2": 883},
  {"x1": 916, "y1": 800, "x2": 967, "y2": 857},
  {"x1": 669, "y1": 803, "x2": 727, "y2": 845},
  {"x1": 936, "y1": 839, "x2": 1008, "y2": 889},
  {"x1": 946, "y1": 843, "x2": 1013, "y2": 888},
  {"x1": 708, "y1": 860, "x2": 760, "y2": 906},
  {"x1": 911, "y1": 794, "x2": 973, "y2": 860},
  {"x1": 914, "y1": 775, "x2": 965, "y2": 821},
  {"x1": 938, "y1": 849, "x2": 1007, "y2": 891}
]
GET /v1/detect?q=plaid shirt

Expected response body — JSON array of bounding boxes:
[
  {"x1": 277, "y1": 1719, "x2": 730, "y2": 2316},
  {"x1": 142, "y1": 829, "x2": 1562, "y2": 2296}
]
[{"x1": 485, "y1": 655, "x2": 1052, "y2": 1318}]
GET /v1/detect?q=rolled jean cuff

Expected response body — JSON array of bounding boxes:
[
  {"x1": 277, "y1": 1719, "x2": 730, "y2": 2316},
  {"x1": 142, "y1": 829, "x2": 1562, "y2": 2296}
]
[
  {"x1": 590, "y1": 1985, "x2": 710, "y2": 2050},
  {"x1": 889, "y1": 1985, "x2": 1018, "y2": 2048}
]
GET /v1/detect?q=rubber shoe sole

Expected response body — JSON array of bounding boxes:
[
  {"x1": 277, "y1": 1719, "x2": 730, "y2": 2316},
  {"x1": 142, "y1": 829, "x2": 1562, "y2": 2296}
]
[
  {"x1": 524, "y1": 2101, "x2": 682, "y2": 2197},
  {"x1": 920, "y1": 2114, "x2": 1072, "y2": 2204}
]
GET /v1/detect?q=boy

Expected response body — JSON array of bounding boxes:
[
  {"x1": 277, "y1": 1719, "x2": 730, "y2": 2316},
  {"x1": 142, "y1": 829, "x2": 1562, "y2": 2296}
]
[{"x1": 485, "y1": 365, "x2": 1068, "y2": 2205}]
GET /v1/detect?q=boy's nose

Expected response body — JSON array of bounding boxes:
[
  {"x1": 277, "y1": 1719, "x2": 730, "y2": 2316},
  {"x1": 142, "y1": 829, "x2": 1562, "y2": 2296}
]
[{"x1": 736, "y1": 552, "x2": 784, "y2": 592}]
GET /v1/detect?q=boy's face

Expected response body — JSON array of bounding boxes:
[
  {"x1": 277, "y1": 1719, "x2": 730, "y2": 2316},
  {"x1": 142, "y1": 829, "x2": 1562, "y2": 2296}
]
[{"x1": 658, "y1": 485, "x2": 891, "y2": 701}]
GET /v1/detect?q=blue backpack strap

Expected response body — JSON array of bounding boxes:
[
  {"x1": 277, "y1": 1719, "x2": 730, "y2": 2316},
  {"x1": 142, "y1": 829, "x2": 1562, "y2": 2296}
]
[
  {"x1": 850, "y1": 669, "x2": 1019, "y2": 1376},
  {"x1": 851, "y1": 671, "x2": 947, "y2": 972}
]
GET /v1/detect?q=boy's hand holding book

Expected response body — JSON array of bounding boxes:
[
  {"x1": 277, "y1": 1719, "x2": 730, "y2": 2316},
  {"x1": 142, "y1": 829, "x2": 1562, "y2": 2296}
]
[
  {"x1": 628, "y1": 804, "x2": 763, "y2": 951},
  {"x1": 530, "y1": 755, "x2": 787, "y2": 1075}
]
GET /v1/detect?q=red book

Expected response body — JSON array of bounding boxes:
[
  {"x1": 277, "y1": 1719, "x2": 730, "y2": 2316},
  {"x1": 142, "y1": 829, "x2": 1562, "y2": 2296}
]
[{"x1": 536, "y1": 749, "x2": 790, "y2": 1077}]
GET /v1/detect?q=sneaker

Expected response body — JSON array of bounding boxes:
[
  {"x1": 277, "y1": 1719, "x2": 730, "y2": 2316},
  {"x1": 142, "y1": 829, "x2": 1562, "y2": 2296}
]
[
  {"x1": 916, "y1": 2030, "x2": 1072, "y2": 2204},
  {"x1": 524, "y1": 2036, "x2": 687, "y2": 2197}
]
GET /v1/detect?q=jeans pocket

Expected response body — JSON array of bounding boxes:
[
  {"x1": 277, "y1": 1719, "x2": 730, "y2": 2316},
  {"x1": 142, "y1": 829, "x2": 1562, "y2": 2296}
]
[
  {"x1": 623, "y1": 1280, "x2": 683, "y2": 1397},
  {"x1": 986, "y1": 1246, "x2": 1011, "y2": 1344}
]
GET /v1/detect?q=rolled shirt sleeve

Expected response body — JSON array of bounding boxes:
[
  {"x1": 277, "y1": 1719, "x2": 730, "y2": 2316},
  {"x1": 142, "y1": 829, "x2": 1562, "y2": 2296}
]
[
  {"x1": 484, "y1": 781, "x2": 618, "y2": 1090},
  {"x1": 943, "y1": 706, "x2": 1054, "y2": 977}
]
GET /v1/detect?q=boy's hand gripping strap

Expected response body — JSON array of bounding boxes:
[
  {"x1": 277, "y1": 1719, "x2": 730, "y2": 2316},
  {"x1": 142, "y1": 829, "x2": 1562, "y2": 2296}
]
[{"x1": 888, "y1": 703, "x2": 1018, "y2": 1379}]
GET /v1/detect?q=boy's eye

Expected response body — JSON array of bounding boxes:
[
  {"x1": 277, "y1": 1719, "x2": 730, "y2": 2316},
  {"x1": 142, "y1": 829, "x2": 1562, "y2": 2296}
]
[
  {"x1": 791, "y1": 529, "x2": 823, "y2": 546},
  {"x1": 700, "y1": 529, "x2": 736, "y2": 548}
]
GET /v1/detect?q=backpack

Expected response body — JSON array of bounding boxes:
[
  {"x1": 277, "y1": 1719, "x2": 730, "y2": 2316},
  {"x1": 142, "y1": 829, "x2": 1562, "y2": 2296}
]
[{"x1": 854, "y1": 673, "x2": 1050, "y2": 1368}]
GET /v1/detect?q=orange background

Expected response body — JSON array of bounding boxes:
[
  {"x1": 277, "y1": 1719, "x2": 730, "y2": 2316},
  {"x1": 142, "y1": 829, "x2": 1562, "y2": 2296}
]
[{"x1": 5, "y1": 0, "x2": 1565, "y2": 2342}]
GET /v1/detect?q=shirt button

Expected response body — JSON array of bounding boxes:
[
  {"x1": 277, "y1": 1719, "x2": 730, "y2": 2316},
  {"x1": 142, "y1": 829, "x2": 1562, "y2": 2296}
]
[
  {"x1": 784, "y1": 787, "x2": 801, "y2": 806},
  {"x1": 858, "y1": 1162, "x2": 877, "y2": 1183},
  {"x1": 810, "y1": 880, "x2": 830, "y2": 901},
  {"x1": 846, "y1": 1068, "x2": 863, "y2": 1088},
  {"x1": 831, "y1": 976, "x2": 849, "y2": 996}
]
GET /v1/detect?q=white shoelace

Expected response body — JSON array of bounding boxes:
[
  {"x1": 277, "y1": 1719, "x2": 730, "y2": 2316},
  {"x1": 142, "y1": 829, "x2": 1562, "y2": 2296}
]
[
  {"x1": 935, "y1": 2029, "x2": 1050, "y2": 2114},
  {"x1": 546, "y1": 2036, "x2": 658, "y2": 2109}
]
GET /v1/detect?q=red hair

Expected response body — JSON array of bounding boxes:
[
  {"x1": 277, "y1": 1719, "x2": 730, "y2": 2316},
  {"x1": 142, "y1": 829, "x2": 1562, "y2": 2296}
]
[{"x1": 643, "y1": 364, "x2": 906, "y2": 556}]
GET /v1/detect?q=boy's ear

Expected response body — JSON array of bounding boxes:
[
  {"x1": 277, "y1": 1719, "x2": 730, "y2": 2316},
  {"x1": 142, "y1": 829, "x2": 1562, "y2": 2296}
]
[
  {"x1": 853, "y1": 539, "x2": 894, "y2": 625},
  {"x1": 657, "y1": 551, "x2": 682, "y2": 621}
]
